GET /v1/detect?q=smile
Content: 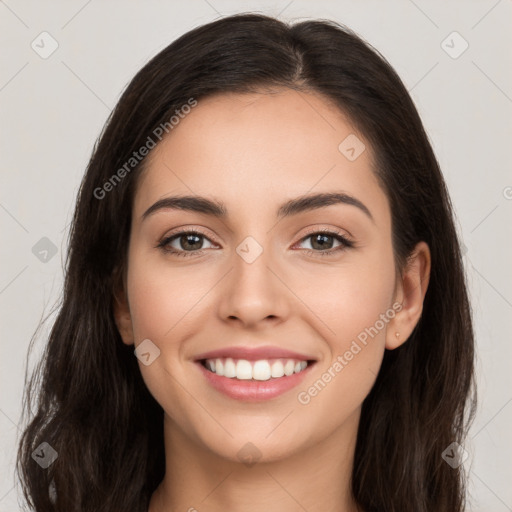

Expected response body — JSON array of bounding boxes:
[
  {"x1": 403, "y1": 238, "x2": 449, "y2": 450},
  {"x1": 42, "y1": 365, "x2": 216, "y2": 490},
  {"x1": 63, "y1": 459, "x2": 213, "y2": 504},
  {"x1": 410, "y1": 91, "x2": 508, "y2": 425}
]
[
  {"x1": 196, "y1": 358, "x2": 316, "y2": 402},
  {"x1": 201, "y1": 357, "x2": 311, "y2": 381}
]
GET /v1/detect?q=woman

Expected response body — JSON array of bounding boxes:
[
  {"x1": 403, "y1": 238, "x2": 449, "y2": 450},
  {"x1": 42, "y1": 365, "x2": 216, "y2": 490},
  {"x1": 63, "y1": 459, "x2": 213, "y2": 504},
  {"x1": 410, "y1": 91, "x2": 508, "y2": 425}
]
[{"x1": 17, "y1": 13, "x2": 476, "y2": 512}]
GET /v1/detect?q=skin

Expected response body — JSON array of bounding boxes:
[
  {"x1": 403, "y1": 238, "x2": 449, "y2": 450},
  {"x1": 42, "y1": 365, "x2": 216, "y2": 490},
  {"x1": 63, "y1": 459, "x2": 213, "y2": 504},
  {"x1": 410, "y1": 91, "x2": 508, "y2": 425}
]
[{"x1": 114, "y1": 88, "x2": 431, "y2": 512}]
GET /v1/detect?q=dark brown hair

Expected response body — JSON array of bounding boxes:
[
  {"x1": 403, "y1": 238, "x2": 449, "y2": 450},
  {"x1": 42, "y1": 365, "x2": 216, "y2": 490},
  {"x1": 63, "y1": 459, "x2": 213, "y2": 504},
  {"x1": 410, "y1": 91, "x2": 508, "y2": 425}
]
[{"x1": 17, "y1": 13, "x2": 476, "y2": 512}]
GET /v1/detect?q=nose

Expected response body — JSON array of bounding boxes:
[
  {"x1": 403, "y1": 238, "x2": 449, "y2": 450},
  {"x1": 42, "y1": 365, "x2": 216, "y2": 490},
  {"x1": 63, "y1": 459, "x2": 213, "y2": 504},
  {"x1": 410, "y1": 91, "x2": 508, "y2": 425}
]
[{"x1": 217, "y1": 243, "x2": 290, "y2": 329}]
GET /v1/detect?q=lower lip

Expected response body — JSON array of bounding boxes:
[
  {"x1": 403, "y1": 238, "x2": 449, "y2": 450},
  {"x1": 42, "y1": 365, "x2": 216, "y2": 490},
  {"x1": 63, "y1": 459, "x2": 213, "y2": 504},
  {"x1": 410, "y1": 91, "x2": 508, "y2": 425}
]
[{"x1": 195, "y1": 361, "x2": 315, "y2": 402}]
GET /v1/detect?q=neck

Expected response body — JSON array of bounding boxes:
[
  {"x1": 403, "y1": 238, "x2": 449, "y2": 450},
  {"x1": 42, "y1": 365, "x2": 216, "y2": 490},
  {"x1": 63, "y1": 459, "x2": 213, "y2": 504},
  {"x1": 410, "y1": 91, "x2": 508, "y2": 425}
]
[{"x1": 149, "y1": 408, "x2": 362, "y2": 512}]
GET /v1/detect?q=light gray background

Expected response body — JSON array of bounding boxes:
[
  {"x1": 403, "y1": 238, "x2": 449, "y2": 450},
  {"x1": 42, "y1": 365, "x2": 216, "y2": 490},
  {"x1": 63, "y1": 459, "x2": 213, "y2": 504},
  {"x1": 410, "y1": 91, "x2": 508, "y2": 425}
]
[{"x1": 1, "y1": 1, "x2": 511, "y2": 510}]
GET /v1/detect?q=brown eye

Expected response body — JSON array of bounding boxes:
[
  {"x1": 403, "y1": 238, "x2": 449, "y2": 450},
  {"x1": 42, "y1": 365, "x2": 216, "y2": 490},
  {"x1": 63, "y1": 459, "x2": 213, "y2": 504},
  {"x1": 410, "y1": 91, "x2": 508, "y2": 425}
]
[
  {"x1": 296, "y1": 230, "x2": 354, "y2": 257},
  {"x1": 308, "y1": 233, "x2": 336, "y2": 250},
  {"x1": 157, "y1": 230, "x2": 217, "y2": 256}
]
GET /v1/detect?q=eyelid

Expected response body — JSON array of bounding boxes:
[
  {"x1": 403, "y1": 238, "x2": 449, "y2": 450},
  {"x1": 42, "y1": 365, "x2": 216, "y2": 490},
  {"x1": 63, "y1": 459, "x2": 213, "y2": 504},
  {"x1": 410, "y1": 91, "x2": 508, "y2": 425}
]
[
  {"x1": 158, "y1": 226, "x2": 220, "y2": 245},
  {"x1": 298, "y1": 225, "x2": 352, "y2": 238},
  {"x1": 295, "y1": 225, "x2": 354, "y2": 244},
  {"x1": 155, "y1": 227, "x2": 220, "y2": 257},
  {"x1": 157, "y1": 225, "x2": 355, "y2": 256}
]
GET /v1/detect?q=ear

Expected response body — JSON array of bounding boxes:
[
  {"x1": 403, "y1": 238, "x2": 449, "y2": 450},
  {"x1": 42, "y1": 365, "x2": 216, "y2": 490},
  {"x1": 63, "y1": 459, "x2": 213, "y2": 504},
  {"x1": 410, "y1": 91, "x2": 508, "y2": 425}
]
[
  {"x1": 386, "y1": 241, "x2": 431, "y2": 350},
  {"x1": 112, "y1": 268, "x2": 135, "y2": 346}
]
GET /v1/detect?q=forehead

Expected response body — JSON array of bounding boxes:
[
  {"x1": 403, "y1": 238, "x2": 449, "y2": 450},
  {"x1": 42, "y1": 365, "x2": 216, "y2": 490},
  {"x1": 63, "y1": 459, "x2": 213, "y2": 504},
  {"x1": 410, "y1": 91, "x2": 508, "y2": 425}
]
[{"x1": 134, "y1": 88, "x2": 389, "y2": 225}]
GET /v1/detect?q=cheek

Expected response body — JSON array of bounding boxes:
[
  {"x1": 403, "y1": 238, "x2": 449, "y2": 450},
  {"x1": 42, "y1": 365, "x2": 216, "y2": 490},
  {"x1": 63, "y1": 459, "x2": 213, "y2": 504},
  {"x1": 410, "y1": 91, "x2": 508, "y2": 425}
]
[
  {"x1": 126, "y1": 254, "x2": 208, "y2": 341},
  {"x1": 291, "y1": 249, "x2": 395, "y2": 424},
  {"x1": 291, "y1": 248, "x2": 396, "y2": 349},
  {"x1": 125, "y1": 254, "x2": 213, "y2": 433}
]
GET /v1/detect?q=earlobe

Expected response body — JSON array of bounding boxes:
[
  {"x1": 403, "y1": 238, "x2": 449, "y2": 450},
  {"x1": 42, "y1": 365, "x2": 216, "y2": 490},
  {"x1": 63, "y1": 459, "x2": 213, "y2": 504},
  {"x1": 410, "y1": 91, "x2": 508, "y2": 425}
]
[
  {"x1": 386, "y1": 241, "x2": 431, "y2": 350},
  {"x1": 112, "y1": 275, "x2": 135, "y2": 346}
]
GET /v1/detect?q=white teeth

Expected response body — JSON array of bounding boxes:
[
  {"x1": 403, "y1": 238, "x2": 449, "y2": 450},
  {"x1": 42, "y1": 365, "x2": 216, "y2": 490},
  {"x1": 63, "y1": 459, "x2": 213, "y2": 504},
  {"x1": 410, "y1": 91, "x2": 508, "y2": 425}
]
[
  {"x1": 284, "y1": 360, "x2": 295, "y2": 376},
  {"x1": 203, "y1": 357, "x2": 310, "y2": 380},
  {"x1": 224, "y1": 358, "x2": 236, "y2": 378},
  {"x1": 253, "y1": 360, "x2": 271, "y2": 381},
  {"x1": 271, "y1": 360, "x2": 285, "y2": 378},
  {"x1": 235, "y1": 360, "x2": 253, "y2": 380}
]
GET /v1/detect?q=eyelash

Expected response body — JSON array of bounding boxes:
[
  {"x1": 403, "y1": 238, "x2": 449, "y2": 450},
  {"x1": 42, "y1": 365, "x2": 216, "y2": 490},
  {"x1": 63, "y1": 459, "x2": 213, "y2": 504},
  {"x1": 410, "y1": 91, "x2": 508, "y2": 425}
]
[{"x1": 156, "y1": 227, "x2": 354, "y2": 258}]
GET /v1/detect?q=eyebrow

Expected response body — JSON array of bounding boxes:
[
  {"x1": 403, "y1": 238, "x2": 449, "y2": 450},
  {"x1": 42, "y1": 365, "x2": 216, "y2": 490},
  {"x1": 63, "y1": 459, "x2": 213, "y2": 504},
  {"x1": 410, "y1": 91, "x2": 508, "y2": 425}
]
[{"x1": 141, "y1": 192, "x2": 374, "y2": 223}]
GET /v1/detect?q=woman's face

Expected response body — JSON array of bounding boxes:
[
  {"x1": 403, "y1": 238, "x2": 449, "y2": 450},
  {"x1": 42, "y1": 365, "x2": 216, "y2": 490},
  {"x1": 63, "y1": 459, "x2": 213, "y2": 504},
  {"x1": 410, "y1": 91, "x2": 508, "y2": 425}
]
[{"x1": 118, "y1": 88, "x2": 404, "y2": 463}]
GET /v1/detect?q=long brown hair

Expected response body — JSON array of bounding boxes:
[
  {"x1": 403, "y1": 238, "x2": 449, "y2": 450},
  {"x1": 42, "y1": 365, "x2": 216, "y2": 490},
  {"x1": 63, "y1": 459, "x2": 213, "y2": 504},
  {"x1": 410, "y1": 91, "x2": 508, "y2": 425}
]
[{"x1": 17, "y1": 13, "x2": 476, "y2": 511}]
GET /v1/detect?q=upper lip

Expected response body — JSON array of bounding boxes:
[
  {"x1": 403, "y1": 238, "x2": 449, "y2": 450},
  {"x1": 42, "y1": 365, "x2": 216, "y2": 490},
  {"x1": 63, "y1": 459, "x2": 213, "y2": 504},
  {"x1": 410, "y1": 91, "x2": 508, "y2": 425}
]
[{"x1": 194, "y1": 345, "x2": 316, "y2": 362}]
